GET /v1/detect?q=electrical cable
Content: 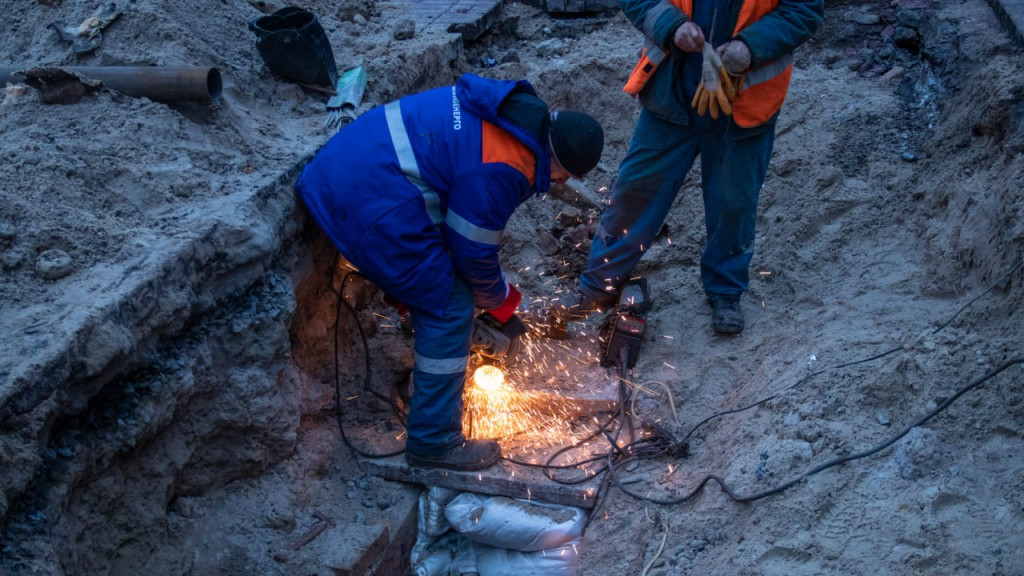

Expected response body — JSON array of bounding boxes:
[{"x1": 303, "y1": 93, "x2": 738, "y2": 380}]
[
  {"x1": 932, "y1": 258, "x2": 1023, "y2": 334},
  {"x1": 329, "y1": 258, "x2": 404, "y2": 458},
  {"x1": 671, "y1": 256, "x2": 1022, "y2": 450},
  {"x1": 678, "y1": 345, "x2": 903, "y2": 446},
  {"x1": 608, "y1": 356, "x2": 1023, "y2": 506},
  {"x1": 505, "y1": 258, "x2": 1022, "y2": 511},
  {"x1": 322, "y1": 251, "x2": 1021, "y2": 509}
]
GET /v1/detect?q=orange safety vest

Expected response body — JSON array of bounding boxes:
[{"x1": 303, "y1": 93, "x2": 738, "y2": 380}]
[{"x1": 623, "y1": 0, "x2": 792, "y2": 127}]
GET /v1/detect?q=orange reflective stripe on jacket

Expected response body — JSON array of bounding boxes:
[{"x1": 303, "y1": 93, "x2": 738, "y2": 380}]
[
  {"x1": 482, "y1": 121, "x2": 537, "y2": 186},
  {"x1": 623, "y1": 0, "x2": 793, "y2": 127}
]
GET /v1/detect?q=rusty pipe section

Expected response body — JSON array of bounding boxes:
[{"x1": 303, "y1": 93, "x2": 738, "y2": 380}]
[{"x1": 0, "y1": 66, "x2": 223, "y2": 103}]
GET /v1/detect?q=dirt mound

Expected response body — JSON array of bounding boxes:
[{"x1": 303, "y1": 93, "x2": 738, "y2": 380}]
[{"x1": 1, "y1": 0, "x2": 1022, "y2": 575}]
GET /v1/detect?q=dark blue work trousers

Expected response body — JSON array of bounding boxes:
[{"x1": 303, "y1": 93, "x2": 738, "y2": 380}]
[
  {"x1": 405, "y1": 276, "x2": 475, "y2": 455},
  {"x1": 580, "y1": 108, "x2": 777, "y2": 301}
]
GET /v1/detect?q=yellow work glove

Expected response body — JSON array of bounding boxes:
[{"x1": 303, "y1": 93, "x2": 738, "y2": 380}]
[{"x1": 691, "y1": 42, "x2": 735, "y2": 120}]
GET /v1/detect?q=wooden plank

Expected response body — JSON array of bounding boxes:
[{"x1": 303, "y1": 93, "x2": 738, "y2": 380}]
[{"x1": 360, "y1": 454, "x2": 602, "y2": 509}]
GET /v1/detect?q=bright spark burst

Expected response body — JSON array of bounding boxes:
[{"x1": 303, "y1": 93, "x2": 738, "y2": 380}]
[
  {"x1": 463, "y1": 365, "x2": 556, "y2": 440},
  {"x1": 458, "y1": 287, "x2": 656, "y2": 478},
  {"x1": 462, "y1": 315, "x2": 603, "y2": 444}
]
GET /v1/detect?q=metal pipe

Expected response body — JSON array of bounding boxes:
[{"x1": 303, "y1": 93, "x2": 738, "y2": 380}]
[{"x1": 0, "y1": 66, "x2": 223, "y2": 103}]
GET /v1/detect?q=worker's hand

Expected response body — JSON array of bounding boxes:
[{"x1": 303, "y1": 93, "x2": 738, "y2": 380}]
[
  {"x1": 486, "y1": 283, "x2": 522, "y2": 325},
  {"x1": 717, "y1": 40, "x2": 752, "y2": 75},
  {"x1": 673, "y1": 22, "x2": 704, "y2": 53},
  {"x1": 691, "y1": 42, "x2": 734, "y2": 120}
]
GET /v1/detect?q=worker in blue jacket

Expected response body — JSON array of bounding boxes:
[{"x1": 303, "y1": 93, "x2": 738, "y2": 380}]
[{"x1": 296, "y1": 73, "x2": 604, "y2": 471}]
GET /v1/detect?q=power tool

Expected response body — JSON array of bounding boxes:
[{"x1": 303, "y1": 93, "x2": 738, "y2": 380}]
[
  {"x1": 471, "y1": 313, "x2": 527, "y2": 363},
  {"x1": 599, "y1": 277, "x2": 651, "y2": 369}
]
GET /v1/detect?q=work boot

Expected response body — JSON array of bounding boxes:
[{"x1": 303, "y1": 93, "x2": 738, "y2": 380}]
[
  {"x1": 541, "y1": 290, "x2": 617, "y2": 339},
  {"x1": 709, "y1": 296, "x2": 744, "y2": 334},
  {"x1": 405, "y1": 439, "x2": 501, "y2": 471}
]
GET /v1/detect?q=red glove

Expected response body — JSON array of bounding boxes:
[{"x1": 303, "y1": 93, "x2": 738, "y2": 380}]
[{"x1": 487, "y1": 283, "x2": 521, "y2": 325}]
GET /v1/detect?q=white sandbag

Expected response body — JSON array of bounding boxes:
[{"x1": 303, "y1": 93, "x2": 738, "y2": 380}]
[
  {"x1": 473, "y1": 537, "x2": 582, "y2": 576},
  {"x1": 412, "y1": 532, "x2": 459, "y2": 576},
  {"x1": 444, "y1": 493, "x2": 586, "y2": 552},
  {"x1": 449, "y1": 535, "x2": 479, "y2": 576},
  {"x1": 413, "y1": 546, "x2": 454, "y2": 576},
  {"x1": 413, "y1": 487, "x2": 461, "y2": 568},
  {"x1": 421, "y1": 486, "x2": 460, "y2": 537}
]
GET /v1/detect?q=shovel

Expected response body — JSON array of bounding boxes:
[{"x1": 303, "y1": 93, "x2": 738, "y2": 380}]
[{"x1": 324, "y1": 67, "x2": 367, "y2": 130}]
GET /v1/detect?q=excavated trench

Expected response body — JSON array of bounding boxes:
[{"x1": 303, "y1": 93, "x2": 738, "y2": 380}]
[
  {"x1": 0, "y1": 41, "x2": 472, "y2": 576},
  {"x1": 2, "y1": 2, "x2": 1023, "y2": 575}
]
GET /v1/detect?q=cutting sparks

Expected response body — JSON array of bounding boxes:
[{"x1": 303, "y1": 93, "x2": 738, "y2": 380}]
[{"x1": 462, "y1": 364, "x2": 575, "y2": 442}]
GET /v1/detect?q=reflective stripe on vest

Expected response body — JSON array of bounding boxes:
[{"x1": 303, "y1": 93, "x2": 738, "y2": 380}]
[
  {"x1": 385, "y1": 100, "x2": 443, "y2": 227},
  {"x1": 416, "y1": 352, "x2": 469, "y2": 375},
  {"x1": 445, "y1": 210, "x2": 503, "y2": 246},
  {"x1": 622, "y1": 0, "x2": 793, "y2": 127}
]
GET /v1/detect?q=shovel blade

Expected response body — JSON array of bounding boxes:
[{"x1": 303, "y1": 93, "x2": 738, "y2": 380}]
[{"x1": 335, "y1": 66, "x2": 367, "y2": 109}]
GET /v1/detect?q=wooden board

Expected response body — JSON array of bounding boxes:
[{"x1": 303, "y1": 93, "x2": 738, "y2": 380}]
[{"x1": 359, "y1": 453, "x2": 603, "y2": 509}]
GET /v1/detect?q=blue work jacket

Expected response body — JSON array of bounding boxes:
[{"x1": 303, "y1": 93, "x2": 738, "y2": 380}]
[{"x1": 297, "y1": 74, "x2": 552, "y2": 314}]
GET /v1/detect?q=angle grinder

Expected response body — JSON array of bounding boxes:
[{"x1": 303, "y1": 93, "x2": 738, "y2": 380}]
[
  {"x1": 599, "y1": 277, "x2": 652, "y2": 369},
  {"x1": 471, "y1": 312, "x2": 527, "y2": 363}
]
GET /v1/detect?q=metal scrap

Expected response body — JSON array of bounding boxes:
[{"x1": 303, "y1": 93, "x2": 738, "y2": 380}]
[
  {"x1": 16, "y1": 67, "x2": 103, "y2": 104},
  {"x1": 49, "y1": 3, "x2": 123, "y2": 54}
]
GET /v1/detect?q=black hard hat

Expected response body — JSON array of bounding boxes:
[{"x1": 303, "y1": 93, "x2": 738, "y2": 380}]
[{"x1": 549, "y1": 110, "x2": 604, "y2": 178}]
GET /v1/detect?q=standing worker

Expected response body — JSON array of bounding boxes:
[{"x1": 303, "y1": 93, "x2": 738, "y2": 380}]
[
  {"x1": 563, "y1": 0, "x2": 822, "y2": 334},
  {"x1": 296, "y1": 73, "x2": 604, "y2": 471}
]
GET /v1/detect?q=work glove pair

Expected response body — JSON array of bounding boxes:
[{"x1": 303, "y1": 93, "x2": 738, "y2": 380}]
[{"x1": 691, "y1": 42, "x2": 736, "y2": 120}]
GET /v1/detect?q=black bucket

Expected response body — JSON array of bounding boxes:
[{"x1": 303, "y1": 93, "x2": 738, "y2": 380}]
[{"x1": 249, "y1": 6, "x2": 338, "y2": 87}]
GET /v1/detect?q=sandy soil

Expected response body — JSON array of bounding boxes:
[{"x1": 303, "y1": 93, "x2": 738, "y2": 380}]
[{"x1": 2, "y1": 0, "x2": 1023, "y2": 575}]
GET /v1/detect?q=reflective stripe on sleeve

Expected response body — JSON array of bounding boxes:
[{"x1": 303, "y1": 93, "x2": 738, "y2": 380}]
[
  {"x1": 644, "y1": 37, "x2": 667, "y2": 66},
  {"x1": 385, "y1": 101, "x2": 443, "y2": 227},
  {"x1": 740, "y1": 53, "x2": 794, "y2": 89},
  {"x1": 445, "y1": 210, "x2": 503, "y2": 246},
  {"x1": 643, "y1": 1, "x2": 677, "y2": 39},
  {"x1": 415, "y1": 352, "x2": 470, "y2": 375}
]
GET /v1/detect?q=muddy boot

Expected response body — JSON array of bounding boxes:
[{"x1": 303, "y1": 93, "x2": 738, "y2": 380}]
[
  {"x1": 405, "y1": 439, "x2": 501, "y2": 471},
  {"x1": 710, "y1": 296, "x2": 744, "y2": 334}
]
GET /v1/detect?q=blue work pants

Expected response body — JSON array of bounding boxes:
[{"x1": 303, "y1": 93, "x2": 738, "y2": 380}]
[
  {"x1": 404, "y1": 276, "x2": 474, "y2": 454},
  {"x1": 581, "y1": 108, "x2": 777, "y2": 300}
]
